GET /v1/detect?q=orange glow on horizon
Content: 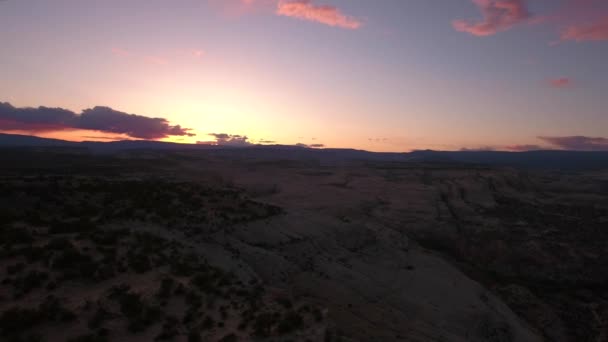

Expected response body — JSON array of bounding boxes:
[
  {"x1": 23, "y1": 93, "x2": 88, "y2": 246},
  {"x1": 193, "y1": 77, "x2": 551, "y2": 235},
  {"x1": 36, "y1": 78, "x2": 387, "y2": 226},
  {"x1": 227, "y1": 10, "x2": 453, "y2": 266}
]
[{"x1": 0, "y1": 129, "x2": 135, "y2": 142}]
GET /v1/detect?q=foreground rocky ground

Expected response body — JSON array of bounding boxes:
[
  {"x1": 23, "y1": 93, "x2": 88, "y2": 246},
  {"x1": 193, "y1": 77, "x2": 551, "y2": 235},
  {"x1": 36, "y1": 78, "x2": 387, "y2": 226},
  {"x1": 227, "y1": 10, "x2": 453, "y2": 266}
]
[{"x1": 1, "y1": 149, "x2": 606, "y2": 341}]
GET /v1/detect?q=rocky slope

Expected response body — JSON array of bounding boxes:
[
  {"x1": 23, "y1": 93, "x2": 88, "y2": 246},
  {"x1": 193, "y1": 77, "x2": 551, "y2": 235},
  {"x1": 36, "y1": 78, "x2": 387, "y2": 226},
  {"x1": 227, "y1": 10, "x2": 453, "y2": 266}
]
[{"x1": 2, "y1": 149, "x2": 606, "y2": 341}]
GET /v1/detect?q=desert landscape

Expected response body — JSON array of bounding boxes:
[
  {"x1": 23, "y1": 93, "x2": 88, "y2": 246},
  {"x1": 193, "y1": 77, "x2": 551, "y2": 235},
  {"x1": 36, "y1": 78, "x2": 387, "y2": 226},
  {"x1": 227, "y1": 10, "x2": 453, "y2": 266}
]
[
  {"x1": 2, "y1": 0, "x2": 608, "y2": 341},
  {"x1": 1, "y1": 146, "x2": 606, "y2": 341}
]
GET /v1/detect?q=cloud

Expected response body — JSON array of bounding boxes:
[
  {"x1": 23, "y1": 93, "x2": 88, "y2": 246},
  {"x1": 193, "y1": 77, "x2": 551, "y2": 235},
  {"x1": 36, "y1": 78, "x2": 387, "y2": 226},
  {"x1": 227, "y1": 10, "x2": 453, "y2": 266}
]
[
  {"x1": 81, "y1": 135, "x2": 129, "y2": 141},
  {"x1": 276, "y1": 0, "x2": 362, "y2": 29},
  {"x1": 460, "y1": 146, "x2": 497, "y2": 151},
  {"x1": 209, "y1": 133, "x2": 231, "y2": 140},
  {"x1": 538, "y1": 136, "x2": 608, "y2": 151},
  {"x1": 0, "y1": 102, "x2": 194, "y2": 139},
  {"x1": 456, "y1": 0, "x2": 608, "y2": 41},
  {"x1": 453, "y1": 0, "x2": 530, "y2": 36},
  {"x1": 560, "y1": 15, "x2": 608, "y2": 41},
  {"x1": 198, "y1": 133, "x2": 252, "y2": 146},
  {"x1": 505, "y1": 144, "x2": 544, "y2": 151},
  {"x1": 295, "y1": 142, "x2": 324, "y2": 148},
  {"x1": 214, "y1": 0, "x2": 363, "y2": 29},
  {"x1": 368, "y1": 137, "x2": 390, "y2": 143},
  {"x1": 78, "y1": 107, "x2": 193, "y2": 139},
  {"x1": 111, "y1": 47, "x2": 131, "y2": 57},
  {"x1": 0, "y1": 102, "x2": 76, "y2": 132},
  {"x1": 548, "y1": 77, "x2": 573, "y2": 88}
]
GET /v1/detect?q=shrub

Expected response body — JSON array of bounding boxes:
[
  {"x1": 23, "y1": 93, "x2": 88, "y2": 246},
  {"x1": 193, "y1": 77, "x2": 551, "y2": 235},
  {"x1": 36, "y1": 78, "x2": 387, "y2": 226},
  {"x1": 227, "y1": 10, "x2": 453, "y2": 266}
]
[
  {"x1": 66, "y1": 333, "x2": 108, "y2": 342},
  {"x1": 276, "y1": 297, "x2": 293, "y2": 309},
  {"x1": 118, "y1": 292, "x2": 144, "y2": 318},
  {"x1": 155, "y1": 316, "x2": 179, "y2": 341},
  {"x1": 219, "y1": 333, "x2": 238, "y2": 342},
  {"x1": 39, "y1": 295, "x2": 76, "y2": 322},
  {"x1": 90, "y1": 229, "x2": 126, "y2": 245},
  {"x1": 49, "y1": 241, "x2": 97, "y2": 280},
  {"x1": 0, "y1": 307, "x2": 42, "y2": 335},
  {"x1": 13, "y1": 270, "x2": 49, "y2": 296},
  {"x1": 109, "y1": 286, "x2": 161, "y2": 333},
  {"x1": 157, "y1": 276, "x2": 174, "y2": 299},
  {"x1": 170, "y1": 254, "x2": 200, "y2": 276},
  {"x1": 127, "y1": 252, "x2": 151, "y2": 273},
  {"x1": 23, "y1": 246, "x2": 46, "y2": 263},
  {"x1": 187, "y1": 330, "x2": 202, "y2": 342},
  {"x1": 6, "y1": 262, "x2": 26, "y2": 275},
  {"x1": 201, "y1": 316, "x2": 215, "y2": 330},
  {"x1": 253, "y1": 313, "x2": 275, "y2": 337},
  {"x1": 49, "y1": 218, "x2": 95, "y2": 234},
  {"x1": 88, "y1": 306, "x2": 111, "y2": 329},
  {"x1": 277, "y1": 312, "x2": 303, "y2": 334},
  {"x1": 1, "y1": 227, "x2": 33, "y2": 247},
  {"x1": 312, "y1": 308, "x2": 323, "y2": 322},
  {"x1": 191, "y1": 272, "x2": 216, "y2": 293},
  {"x1": 46, "y1": 237, "x2": 74, "y2": 250}
]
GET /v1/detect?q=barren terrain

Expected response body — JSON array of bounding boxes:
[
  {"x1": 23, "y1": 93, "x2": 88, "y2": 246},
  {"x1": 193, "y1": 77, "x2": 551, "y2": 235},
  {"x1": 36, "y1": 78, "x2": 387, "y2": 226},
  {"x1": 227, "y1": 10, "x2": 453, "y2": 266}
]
[{"x1": 1, "y1": 148, "x2": 607, "y2": 341}]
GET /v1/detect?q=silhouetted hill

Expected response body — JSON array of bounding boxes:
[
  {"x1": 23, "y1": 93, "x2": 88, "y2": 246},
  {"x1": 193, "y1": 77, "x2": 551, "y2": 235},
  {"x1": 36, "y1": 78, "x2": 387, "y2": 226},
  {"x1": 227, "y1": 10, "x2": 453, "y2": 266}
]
[
  {"x1": 408, "y1": 150, "x2": 608, "y2": 169},
  {"x1": 0, "y1": 133, "x2": 76, "y2": 147},
  {"x1": 1, "y1": 133, "x2": 608, "y2": 170}
]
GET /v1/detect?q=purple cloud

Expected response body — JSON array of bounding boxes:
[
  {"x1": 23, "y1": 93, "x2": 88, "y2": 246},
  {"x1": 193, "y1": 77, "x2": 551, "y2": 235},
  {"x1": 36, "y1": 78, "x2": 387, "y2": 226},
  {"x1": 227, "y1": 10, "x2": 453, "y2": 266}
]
[
  {"x1": 0, "y1": 102, "x2": 194, "y2": 139},
  {"x1": 538, "y1": 136, "x2": 608, "y2": 151},
  {"x1": 198, "y1": 133, "x2": 252, "y2": 146},
  {"x1": 505, "y1": 144, "x2": 545, "y2": 151},
  {"x1": 453, "y1": 0, "x2": 531, "y2": 36},
  {"x1": 548, "y1": 77, "x2": 573, "y2": 88},
  {"x1": 295, "y1": 142, "x2": 324, "y2": 148}
]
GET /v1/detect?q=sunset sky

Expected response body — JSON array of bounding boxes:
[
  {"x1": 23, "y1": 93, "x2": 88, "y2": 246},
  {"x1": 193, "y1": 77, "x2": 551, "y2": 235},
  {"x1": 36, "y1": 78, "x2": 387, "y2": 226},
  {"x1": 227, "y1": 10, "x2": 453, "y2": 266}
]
[{"x1": 1, "y1": 0, "x2": 607, "y2": 151}]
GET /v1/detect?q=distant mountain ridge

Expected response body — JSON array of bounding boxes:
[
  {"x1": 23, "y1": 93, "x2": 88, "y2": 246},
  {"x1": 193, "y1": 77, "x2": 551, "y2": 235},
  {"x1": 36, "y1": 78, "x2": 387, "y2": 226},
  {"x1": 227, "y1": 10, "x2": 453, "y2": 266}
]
[{"x1": 1, "y1": 133, "x2": 608, "y2": 169}]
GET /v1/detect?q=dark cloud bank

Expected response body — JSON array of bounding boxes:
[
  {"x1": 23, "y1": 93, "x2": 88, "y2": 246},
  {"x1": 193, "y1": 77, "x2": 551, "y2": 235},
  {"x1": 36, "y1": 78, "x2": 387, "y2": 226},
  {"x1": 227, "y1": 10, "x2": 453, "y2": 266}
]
[
  {"x1": 2, "y1": 102, "x2": 606, "y2": 152},
  {"x1": 539, "y1": 136, "x2": 608, "y2": 151},
  {"x1": 0, "y1": 102, "x2": 194, "y2": 139},
  {"x1": 198, "y1": 133, "x2": 252, "y2": 147},
  {"x1": 198, "y1": 134, "x2": 325, "y2": 149}
]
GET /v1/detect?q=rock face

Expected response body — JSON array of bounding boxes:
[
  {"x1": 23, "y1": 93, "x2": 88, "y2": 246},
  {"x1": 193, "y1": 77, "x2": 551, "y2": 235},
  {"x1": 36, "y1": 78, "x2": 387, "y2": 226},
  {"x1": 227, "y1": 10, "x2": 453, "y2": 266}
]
[
  {"x1": 2, "y1": 149, "x2": 606, "y2": 341},
  {"x1": 221, "y1": 212, "x2": 539, "y2": 342},
  {"x1": 226, "y1": 161, "x2": 608, "y2": 341}
]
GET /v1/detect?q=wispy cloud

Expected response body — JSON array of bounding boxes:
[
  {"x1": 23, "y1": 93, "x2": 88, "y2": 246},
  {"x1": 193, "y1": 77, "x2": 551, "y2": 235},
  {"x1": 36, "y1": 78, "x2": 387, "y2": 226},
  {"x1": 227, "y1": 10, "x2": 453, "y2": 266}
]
[
  {"x1": 111, "y1": 47, "x2": 131, "y2": 57},
  {"x1": 548, "y1": 77, "x2": 573, "y2": 88},
  {"x1": 505, "y1": 144, "x2": 544, "y2": 151},
  {"x1": 464, "y1": 136, "x2": 608, "y2": 152},
  {"x1": 538, "y1": 136, "x2": 608, "y2": 151},
  {"x1": 460, "y1": 146, "x2": 498, "y2": 152},
  {"x1": 453, "y1": 0, "x2": 608, "y2": 42},
  {"x1": 198, "y1": 133, "x2": 252, "y2": 146},
  {"x1": 214, "y1": 0, "x2": 363, "y2": 29},
  {"x1": 453, "y1": 0, "x2": 530, "y2": 36},
  {"x1": 560, "y1": 15, "x2": 608, "y2": 41},
  {"x1": 0, "y1": 102, "x2": 194, "y2": 139},
  {"x1": 295, "y1": 142, "x2": 324, "y2": 148},
  {"x1": 276, "y1": 0, "x2": 362, "y2": 29}
]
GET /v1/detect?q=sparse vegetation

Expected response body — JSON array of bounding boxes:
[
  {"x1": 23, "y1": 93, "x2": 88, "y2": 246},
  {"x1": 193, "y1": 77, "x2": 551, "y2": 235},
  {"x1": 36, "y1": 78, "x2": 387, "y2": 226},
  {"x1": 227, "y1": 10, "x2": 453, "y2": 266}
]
[
  {"x1": 66, "y1": 333, "x2": 108, "y2": 342},
  {"x1": 277, "y1": 311, "x2": 304, "y2": 334},
  {"x1": 0, "y1": 154, "x2": 357, "y2": 341}
]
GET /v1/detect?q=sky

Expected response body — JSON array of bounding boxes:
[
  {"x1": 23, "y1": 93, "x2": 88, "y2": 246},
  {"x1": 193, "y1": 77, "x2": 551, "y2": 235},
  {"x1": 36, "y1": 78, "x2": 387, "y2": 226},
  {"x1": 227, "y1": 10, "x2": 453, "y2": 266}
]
[{"x1": 1, "y1": 0, "x2": 607, "y2": 152}]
